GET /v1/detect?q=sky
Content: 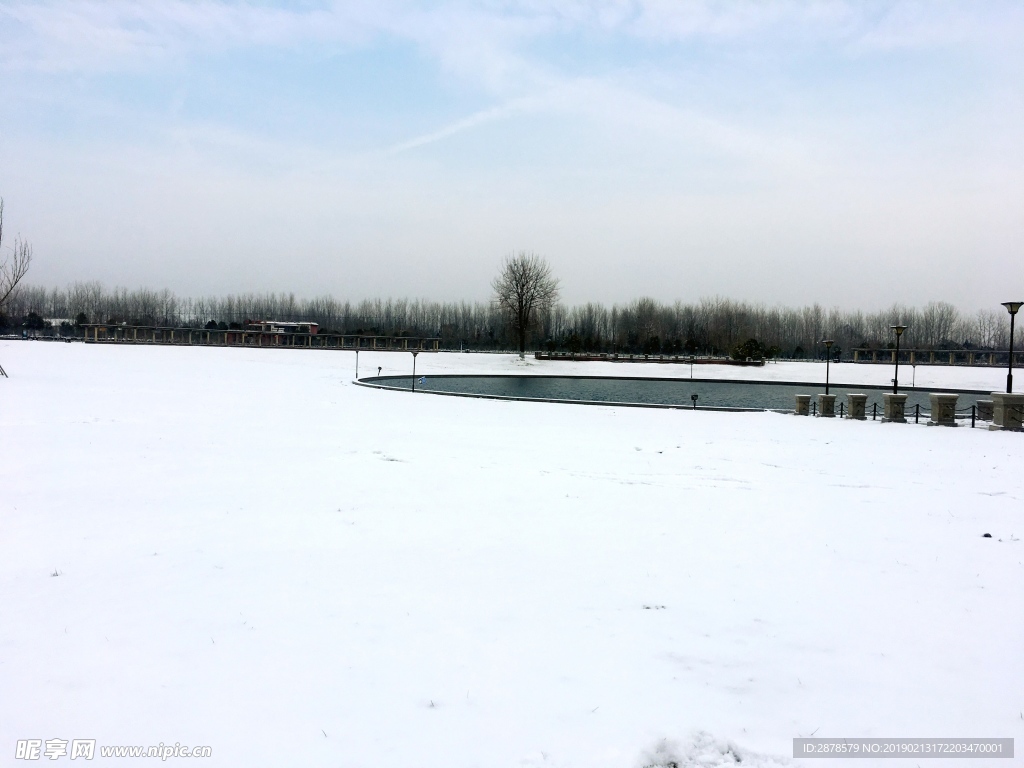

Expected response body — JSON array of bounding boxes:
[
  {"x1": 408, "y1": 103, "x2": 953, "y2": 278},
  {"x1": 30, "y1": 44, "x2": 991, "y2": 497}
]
[{"x1": 0, "y1": 1, "x2": 1022, "y2": 310}]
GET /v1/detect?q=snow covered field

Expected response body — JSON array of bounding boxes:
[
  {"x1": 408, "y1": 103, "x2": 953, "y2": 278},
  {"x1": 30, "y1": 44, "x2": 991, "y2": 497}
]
[{"x1": 1, "y1": 341, "x2": 1021, "y2": 767}]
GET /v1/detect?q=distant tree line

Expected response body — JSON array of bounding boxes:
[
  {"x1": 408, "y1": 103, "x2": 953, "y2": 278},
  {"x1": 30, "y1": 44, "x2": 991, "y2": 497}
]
[{"x1": 3, "y1": 281, "x2": 1013, "y2": 359}]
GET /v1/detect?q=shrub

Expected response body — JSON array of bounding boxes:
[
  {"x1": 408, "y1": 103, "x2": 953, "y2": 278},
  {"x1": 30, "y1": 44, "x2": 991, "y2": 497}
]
[{"x1": 731, "y1": 338, "x2": 765, "y2": 361}]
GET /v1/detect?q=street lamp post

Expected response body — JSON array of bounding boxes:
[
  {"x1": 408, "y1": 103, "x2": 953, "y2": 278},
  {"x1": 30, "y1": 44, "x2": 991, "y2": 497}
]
[
  {"x1": 890, "y1": 325, "x2": 907, "y2": 394},
  {"x1": 411, "y1": 350, "x2": 419, "y2": 392},
  {"x1": 822, "y1": 339, "x2": 834, "y2": 395},
  {"x1": 1002, "y1": 302, "x2": 1023, "y2": 393},
  {"x1": 355, "y1": 349, "x2": 359, "y2": 379}
]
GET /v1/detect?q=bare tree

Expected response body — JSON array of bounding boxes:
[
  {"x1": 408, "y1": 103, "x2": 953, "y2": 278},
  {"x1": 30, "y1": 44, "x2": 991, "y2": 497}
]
[
  {"x1": 492, "y1": 251, "x2": 560, "y2": 358},
  {"x1": 0, "y1": 198, "x2": 33, "y2": 377},
  {"x1": 0, "y1": 199, "x2": 33, "y2": 311}
]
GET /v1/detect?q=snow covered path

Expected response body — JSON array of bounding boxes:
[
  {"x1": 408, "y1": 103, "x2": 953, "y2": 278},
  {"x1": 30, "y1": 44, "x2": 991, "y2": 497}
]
[{"x1": 1, "y1": 342, "x2": 1021, "y2": 767}]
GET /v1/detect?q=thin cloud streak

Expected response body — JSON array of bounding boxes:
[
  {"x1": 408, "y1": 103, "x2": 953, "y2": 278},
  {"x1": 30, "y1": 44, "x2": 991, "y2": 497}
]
[{"x1": 384, "y1": 98, "x2": 539, "y2": 155}]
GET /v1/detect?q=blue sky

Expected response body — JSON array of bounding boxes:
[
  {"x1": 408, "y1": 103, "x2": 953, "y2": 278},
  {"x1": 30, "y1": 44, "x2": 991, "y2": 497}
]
[{"x1": 1, "y1": 1, "x2": 1021, "y2": 309}]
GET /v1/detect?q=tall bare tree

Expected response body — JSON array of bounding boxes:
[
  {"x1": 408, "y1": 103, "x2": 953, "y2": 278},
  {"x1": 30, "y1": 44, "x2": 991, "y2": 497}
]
[
  {"x1": 492, "y1": 251, "x2": 560, "y2": 358},
  {"x1": 0, "y1": 198, "x2": 33, "y2": 377},
  {"x1": 0, "y1": 198, "x2": 33, "y2": 311}
]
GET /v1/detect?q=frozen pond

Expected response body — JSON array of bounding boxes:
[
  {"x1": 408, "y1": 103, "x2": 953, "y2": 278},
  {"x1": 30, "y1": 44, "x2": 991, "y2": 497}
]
[{"x1": 370, "y1": 374, "x2": 989, "y2": 413}]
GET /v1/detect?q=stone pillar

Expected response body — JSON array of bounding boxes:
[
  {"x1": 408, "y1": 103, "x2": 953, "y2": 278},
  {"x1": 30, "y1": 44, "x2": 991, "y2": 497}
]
[
  {"x1": 948, "y1": 352, "x2": 955, "y2": 365},
  {"x1": 817, "y1": 393, "x2": 836, "y2": 417},
  {"x1": 989, "y1": 393, "x2": 1024, "y2": 431},
  {"x1": 846, "y1": 393, "x2": 867, "y2": 420},
  {"x1": 930, "y1": 351, "x2": 935, "y2": 364},
  {"x1": 794, "y1": 394, "x2": 811, "y2": 416},
  {"x1": 882, "y1": 393, "x2": 908, "y2": 423},
  {"x1": 853, "y1": 350, "x2": 860, "y2": 362},
  {"x1": 872, "y1": 351, "x2": 878, "y2": 362},
  {"x1": 976, "y1": 400, "x2": 994, "y2": 421},
  {"x1": 927, "y1": 393, "x2": 958, "y2": 426},
  {"x1": 910, "y1": 350, "x2": 916, "y2": 364}
]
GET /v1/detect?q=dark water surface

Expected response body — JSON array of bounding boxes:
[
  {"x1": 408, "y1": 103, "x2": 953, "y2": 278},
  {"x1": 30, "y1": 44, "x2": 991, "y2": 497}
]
[{"x1": 370, "y1": 375, "x2": 988, "y2": 412}]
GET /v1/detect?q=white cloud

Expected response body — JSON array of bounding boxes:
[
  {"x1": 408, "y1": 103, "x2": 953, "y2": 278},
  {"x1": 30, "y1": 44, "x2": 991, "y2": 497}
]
[
  {"x1": 0, "y1": 1, "x2": 371, "y2": 72},
  {"x1": 4, "y1": 1, "x2": 1020, "y2": 76},
  {"x1": 2, "y1": 0, "x2": 1022, "y2": 307}
]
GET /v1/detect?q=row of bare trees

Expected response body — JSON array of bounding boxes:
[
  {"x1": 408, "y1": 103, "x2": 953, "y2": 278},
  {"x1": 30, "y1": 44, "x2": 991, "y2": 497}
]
[
  {"x1": 6, "y1": 279, "x2": 1013, "y2": 357},
  {"x1": 543, "y1": 297, "x2": 1010, "y2": 356}
]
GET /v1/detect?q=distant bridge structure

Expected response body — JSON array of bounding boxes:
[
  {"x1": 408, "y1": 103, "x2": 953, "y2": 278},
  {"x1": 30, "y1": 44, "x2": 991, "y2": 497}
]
[
  {"x1": 851, "y1": 348, "x2": 1022, "y2": 366},
  {"x1": 81, "y1": 322, "x2": 440, "y2": 352}
]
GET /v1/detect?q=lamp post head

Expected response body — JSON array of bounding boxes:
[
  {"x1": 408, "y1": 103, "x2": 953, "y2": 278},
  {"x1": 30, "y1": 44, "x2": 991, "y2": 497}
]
[
  {"x1": 890, "y1": 325, "x2": 907, "y2": 337},
  {"x1": 821, "y1": 338, "x2": 834, "y2": 349},
  {"x1": 1002, "y1": 302, "x2": 1023, "y2": 316}
]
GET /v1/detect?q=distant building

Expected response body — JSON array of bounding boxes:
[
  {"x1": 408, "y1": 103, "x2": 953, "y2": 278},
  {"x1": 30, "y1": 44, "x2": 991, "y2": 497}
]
[{"x1": 245, "y1": 320, "x2": 319, "y2": 335}]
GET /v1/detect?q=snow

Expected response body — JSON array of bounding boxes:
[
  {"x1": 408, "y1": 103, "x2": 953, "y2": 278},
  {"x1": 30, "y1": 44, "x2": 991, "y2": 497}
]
[{"x1": 1, "y1": 341, "x2": 1022, "y2": 767}]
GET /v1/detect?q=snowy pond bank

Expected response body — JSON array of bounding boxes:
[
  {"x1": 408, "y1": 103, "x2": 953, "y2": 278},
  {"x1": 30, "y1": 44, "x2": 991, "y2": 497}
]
[{"x1": 1, "y1": 341, "x2": 1021, "y2": 767}]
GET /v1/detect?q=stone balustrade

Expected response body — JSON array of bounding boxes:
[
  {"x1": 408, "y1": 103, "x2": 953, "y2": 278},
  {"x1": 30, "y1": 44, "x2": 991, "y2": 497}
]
[
  {"x1": 846, "y1": 393, "x2": 867, "y2": 420},
  {"x1": 990, "y1": 393, "x2": 1024, "y2": 431},
  {"x1": 927, "y1": 394, "x2": 958, "y2": 427},
  {"x1": 882, "y1": 393, "x2": 908, "y2": 423},
  {"x1": 817, "y1": 394, "x2": 836, "y2": 417}
]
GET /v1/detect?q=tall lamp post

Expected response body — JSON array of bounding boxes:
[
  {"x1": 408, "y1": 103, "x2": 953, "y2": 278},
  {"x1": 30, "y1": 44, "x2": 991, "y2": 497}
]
[
  {"x1": 890, "y1": 325, "x2": 907, "y2": 394},
  {"x1": 1002, "y1": 302, "x2": 1022, "y2": 393},
  {"x1": 411, "y1": 350, "x2": 419, "y2": 392},
  {"x1": 821, "y1": 339, "x2": 834, "y2": 395}
]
